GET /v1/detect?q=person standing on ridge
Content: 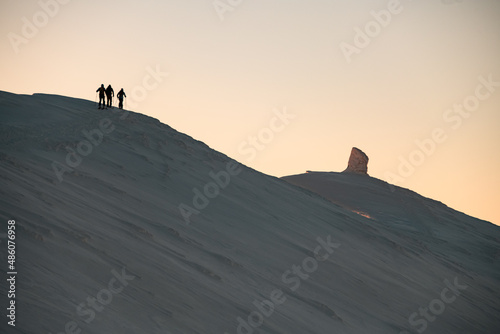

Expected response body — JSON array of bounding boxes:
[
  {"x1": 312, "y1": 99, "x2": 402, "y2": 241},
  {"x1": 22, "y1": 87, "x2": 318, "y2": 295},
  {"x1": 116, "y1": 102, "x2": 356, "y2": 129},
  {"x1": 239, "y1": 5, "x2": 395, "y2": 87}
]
[
  {"x1": 117, "y1": 88, "x2": 126, "y2": 109},
  {"x1": 96, "y1": 84, "x2": 106, "y2": 109},
  {"x1": 106, "y1": 84, "x2": 114, "y2": 108}
]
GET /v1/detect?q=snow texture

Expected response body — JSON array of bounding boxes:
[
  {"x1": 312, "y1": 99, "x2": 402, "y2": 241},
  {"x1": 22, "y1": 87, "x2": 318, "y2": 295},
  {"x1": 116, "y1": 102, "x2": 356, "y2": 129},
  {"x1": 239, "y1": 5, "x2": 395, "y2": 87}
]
[{"x1": 0, "y1": 91, "x2": 499, "y2": 334}]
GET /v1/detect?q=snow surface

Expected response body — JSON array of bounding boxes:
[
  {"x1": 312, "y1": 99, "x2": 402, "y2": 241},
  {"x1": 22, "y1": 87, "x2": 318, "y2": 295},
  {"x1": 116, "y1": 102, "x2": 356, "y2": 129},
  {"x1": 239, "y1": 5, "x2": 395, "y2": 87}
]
[{"x1": 0, "y1": 91, "x2": 499, "y2": 334}]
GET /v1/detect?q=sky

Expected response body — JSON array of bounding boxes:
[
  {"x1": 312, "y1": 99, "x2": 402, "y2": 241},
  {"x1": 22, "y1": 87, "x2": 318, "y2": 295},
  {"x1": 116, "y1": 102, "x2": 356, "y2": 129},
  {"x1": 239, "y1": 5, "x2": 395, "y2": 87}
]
[{"x1": 1, "y1": 0, "x2": 499, "y2": 225}]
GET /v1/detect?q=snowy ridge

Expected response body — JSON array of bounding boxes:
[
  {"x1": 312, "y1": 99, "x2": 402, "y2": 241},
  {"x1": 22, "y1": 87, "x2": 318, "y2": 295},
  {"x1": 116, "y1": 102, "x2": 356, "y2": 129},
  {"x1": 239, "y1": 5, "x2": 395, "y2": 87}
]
[{"x1": 0, "y1": 91, "x2": 499, "y2": 334}]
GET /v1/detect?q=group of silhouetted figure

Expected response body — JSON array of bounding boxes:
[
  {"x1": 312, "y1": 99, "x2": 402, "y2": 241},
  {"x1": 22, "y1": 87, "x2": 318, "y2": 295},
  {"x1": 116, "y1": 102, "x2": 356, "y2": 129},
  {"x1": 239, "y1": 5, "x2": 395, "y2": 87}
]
[{"x1": 96, "y1": 84, "x2": 126, "y2": 110}]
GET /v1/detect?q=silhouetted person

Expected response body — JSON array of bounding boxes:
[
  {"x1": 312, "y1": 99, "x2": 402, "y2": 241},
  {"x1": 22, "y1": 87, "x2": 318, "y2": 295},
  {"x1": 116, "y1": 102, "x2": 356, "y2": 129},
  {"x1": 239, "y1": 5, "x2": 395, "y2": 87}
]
[
  {"x1": 117, "y1": 88, "x2": 126, "y2": 109},
  {"x1": 96, "y1": 84, "x2": 106, "y2": 109},
  {"x1": 106, "y1": 85, "x2": 114, "y2": 108}
]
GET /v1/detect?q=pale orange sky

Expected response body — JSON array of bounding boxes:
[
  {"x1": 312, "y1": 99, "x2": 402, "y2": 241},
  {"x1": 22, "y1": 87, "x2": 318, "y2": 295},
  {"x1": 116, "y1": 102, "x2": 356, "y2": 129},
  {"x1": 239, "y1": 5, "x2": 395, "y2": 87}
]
[{"x1": 1, "y1": 0, "x2": 499, "y2": 225}]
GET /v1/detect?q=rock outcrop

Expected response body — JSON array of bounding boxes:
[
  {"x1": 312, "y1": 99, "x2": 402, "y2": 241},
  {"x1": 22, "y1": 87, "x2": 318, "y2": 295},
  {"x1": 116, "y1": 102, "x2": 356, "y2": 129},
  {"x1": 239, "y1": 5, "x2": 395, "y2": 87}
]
[{"x1": 343, "y1": 147, "x2": 369, "y2": 175}]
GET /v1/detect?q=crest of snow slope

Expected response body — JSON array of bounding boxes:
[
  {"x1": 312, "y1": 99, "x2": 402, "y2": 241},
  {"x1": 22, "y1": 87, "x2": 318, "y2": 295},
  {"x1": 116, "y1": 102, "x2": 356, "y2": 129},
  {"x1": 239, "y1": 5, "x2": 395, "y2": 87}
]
[{"x1": 0, "y1": 91, "x2": 499, "y2": 334}]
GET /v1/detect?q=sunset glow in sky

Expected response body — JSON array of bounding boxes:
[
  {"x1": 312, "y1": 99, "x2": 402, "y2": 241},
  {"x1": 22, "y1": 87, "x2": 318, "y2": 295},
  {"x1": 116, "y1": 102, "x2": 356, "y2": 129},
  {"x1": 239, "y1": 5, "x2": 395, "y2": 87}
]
[{"x1": 1, "y1": 0, "x2": 499, "y2": 224}]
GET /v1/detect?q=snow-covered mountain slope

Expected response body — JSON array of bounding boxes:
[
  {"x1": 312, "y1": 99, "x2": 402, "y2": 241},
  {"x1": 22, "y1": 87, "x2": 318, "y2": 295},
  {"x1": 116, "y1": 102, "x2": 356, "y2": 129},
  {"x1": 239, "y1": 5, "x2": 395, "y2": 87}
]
[
  {"x1": 282, "y1": 171, "x2": 500, "y2": 274},
  {"x1": 0, "y1": 91, "x2": 499, "y2": 334}
]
